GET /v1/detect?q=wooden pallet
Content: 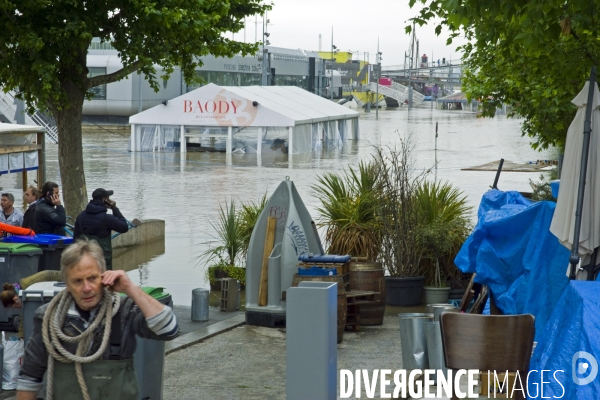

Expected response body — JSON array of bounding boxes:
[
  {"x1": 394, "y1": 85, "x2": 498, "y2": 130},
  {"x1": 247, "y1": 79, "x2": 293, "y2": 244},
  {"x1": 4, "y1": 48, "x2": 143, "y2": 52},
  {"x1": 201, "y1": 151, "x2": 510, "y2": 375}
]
[
  {"x1": 344, "y1": 290, "x2": 379, "y2": 331},
  {"x1": 346, "y1": 290, "x2": 379, "y2": 302},
  {"x1": 346, "y1": 303, "x2": 361, "y2": 331}
]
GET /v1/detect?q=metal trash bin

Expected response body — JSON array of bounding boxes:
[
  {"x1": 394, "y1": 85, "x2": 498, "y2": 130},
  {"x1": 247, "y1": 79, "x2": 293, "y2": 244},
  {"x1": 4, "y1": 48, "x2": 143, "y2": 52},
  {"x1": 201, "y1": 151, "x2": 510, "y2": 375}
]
[
  {"x1": 3, "y1": 235, "x2": 73, "y2": 272},
  {"x1": 425, "y1": 321, "x2": 449, "y2": 383},
  {"x1": 134, "y1": 287, "x2": 172, "y2": 400},
  {"x1": 399, "y1": 313, "x2": 433, "y2": 370},
  {"x1": 21, "y1": 281, "x2": 66, "y2": 346},
  {"x1": 0, "y1": 243, "x2": 43, "y2": 330}
]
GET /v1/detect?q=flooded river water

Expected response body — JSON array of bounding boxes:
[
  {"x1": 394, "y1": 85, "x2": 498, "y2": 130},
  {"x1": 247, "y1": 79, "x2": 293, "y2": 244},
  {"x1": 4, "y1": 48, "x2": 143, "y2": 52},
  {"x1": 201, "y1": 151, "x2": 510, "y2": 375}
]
[{"x1": 0, "y1": 106, "x2": 554, "y2": 305}]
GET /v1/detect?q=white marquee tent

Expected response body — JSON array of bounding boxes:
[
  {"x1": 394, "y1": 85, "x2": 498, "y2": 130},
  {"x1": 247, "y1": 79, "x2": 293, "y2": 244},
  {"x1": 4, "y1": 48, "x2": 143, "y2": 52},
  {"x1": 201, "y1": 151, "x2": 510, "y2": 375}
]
[{"x1": 128, "y1": 83, "x2": 360, "y2": 155}]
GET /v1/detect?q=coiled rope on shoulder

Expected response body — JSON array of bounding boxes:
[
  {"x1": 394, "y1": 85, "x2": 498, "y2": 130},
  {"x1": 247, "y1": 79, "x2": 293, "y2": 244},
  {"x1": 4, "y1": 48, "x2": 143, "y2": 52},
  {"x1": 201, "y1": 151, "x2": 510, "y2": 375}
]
[{"x1": 42, "y1": 288, "x2": 119, "y2": 400}]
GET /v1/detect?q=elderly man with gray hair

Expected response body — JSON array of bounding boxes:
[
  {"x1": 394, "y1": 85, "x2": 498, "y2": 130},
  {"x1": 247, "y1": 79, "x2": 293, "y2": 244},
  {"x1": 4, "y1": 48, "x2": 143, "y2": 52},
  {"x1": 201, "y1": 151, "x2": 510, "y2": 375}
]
[
  {"x1": 0, "y1": 192, "x2": 24, "y2": 229},
  {"x1": 16, "y1": 240, "x2": 179, "y2": 400}
]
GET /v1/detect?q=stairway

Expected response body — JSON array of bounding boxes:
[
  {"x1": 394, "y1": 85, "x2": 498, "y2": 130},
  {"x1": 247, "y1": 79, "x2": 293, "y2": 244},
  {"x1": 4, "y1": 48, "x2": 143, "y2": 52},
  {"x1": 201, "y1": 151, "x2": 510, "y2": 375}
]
[
  {"x1": 366, "y1": 82, "x2": 415, "y2": 105},
  {"x1": 0, "y1": 90, "x2": 59, "y2": 143},
  {"x1": 391, "y1": 81, "x2": 425, "y2": 103}
]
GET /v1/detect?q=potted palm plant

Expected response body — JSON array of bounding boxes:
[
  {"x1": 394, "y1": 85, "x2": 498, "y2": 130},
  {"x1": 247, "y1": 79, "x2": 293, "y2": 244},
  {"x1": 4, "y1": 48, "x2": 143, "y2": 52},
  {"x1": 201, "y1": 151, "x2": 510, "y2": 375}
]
[
  {"x1": 201, "y1": 195, "x2": 268, "y2": 290},
  {"x1": 415, "y1": 180, "x2": 472, "y2": 305},
  {"x1": 312, "y1": 161, "x2": 387, "y2": 324},
  {"x1": 312, "y1": 161, "x2": 381, "y2": 259},
  {"x1": 199, "y1": 200, "x2": 245, "y2": 290}
]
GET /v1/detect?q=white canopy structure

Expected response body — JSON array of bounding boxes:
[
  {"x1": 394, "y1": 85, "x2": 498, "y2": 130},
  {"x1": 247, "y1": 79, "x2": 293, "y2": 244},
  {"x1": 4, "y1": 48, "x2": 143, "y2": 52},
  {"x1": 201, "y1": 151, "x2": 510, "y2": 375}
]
[
  {"x1": 128, "y1": 83, "x2": 360, "y2": 155},
  {"x1": 0, "y1": 122, "x2": 45, "y2": 186}
]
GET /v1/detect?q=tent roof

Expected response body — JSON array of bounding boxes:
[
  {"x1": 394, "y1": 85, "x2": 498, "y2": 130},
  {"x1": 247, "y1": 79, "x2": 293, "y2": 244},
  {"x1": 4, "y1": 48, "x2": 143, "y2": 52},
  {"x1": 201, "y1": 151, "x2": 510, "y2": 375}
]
[
  {"x1": 437, "y1": 92, "x2": 479, "y2": 104},
  {"x1": 0, "y1": 123, "x2": 43, "y2": 134},
  {"x1": 129, "y1": 83, "x2": 358, "y2": 127}
]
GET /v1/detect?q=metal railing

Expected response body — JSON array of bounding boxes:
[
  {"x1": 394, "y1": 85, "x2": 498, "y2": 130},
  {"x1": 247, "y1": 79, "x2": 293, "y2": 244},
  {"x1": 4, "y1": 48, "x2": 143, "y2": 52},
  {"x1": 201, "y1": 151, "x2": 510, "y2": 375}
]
[
  {"x1": 391, "y1": 82, "x2": 425, "y2": 103},
  {"x1": 352, "y1": 82, "x2": 426, "y2": 106},
  {"x1": 0, "y1": 90, "x2": 59, "y2": 143}
]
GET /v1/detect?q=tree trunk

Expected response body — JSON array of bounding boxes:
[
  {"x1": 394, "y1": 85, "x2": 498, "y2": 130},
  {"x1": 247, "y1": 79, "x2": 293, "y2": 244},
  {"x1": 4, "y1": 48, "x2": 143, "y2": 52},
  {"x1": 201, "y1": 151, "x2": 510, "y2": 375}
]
[{"x1": 50, "y1": 80, "x2": 88, "y2": 218}]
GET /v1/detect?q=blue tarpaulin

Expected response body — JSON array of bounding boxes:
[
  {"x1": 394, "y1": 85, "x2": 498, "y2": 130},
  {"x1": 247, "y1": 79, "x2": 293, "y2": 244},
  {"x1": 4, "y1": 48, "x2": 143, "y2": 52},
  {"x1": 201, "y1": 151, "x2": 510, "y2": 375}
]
[
  {"x1": 528, "y1": 281, "x2": 600, "y2": 398},
  {"x1": 455, "y1": 190, "x2": 570, "y2": 339}
]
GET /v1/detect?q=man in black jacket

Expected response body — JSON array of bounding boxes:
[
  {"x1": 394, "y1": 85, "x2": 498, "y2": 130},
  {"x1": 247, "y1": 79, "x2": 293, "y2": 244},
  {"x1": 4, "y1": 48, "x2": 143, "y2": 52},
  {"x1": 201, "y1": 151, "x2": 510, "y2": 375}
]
[
  {"x1": 74, "y1": 188, "x2": 129, "y2": 270},
  {"x1": 34, "y1": 182, "x2": 66, "y2": 235},
  {"x1": 22, "y1": 186, "x2": 40, "y2": 230}
]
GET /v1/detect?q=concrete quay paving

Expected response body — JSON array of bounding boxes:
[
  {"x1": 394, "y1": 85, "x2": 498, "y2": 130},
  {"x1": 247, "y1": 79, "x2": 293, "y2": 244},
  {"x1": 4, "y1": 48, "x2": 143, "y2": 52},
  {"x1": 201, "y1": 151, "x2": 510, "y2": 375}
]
[
  {"x1": 164, "y1": 313, "x2": 405, "y2": 399},
  {"x1": 163, "y1": 305, "x2": 478, "y2": 400}
]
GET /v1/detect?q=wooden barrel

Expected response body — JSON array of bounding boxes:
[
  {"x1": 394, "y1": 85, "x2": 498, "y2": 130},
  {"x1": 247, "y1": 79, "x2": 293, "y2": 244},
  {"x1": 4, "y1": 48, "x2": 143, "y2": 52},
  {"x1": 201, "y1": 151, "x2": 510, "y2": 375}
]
[
  {"x1": 291, "y1": 274, "x2": 347, "y2": 344},
  {"x1": 349, "y1": 259, "x2": 386, "y2": 325}
]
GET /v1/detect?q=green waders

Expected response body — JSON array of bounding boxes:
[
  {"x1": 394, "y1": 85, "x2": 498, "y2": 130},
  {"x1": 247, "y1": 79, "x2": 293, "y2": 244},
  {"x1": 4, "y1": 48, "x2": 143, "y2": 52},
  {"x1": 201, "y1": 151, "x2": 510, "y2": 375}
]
[
  {"x1": 80, "y1": 234, "x2": 113, "y2": 270},
  {"x1": 52, "y1": 358, "x2": 139, "y2": 400}
]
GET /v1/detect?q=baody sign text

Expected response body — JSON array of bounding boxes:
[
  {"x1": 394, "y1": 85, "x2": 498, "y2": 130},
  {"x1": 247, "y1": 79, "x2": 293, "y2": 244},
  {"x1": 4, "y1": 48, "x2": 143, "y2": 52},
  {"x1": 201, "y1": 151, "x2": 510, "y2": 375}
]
[{"x1": 183, "y1": 100, "x2": 241, "y2": 115}]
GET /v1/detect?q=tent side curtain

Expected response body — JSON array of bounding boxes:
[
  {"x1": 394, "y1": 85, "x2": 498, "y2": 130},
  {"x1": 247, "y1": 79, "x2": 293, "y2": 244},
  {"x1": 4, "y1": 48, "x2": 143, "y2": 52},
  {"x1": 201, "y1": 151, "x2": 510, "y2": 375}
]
[
  {"x1": 128, "y1": 119, "x2": 353, "y2": 153},
  {"x1": 291, "y1": 124, "x2": 312, "y2": 154},
  {"x1": 128, "y1": 125, "x2": 182, "y2": 152}
]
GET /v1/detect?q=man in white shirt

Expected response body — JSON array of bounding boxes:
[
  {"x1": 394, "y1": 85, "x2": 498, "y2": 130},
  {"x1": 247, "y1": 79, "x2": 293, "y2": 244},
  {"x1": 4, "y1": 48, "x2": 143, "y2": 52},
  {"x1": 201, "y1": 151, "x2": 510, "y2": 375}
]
[{"x1": 1, "y1": 193, "x2": 24, "y2": 228}]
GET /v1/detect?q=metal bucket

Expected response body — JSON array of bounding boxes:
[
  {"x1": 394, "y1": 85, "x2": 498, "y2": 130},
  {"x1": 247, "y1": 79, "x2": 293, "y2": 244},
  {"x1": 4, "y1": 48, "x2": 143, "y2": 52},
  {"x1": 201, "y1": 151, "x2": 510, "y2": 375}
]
[
  {"x1": 433, "y1": 306, "x2": 459, "y2": 322},
  {"x1": 349, "y1": 260, "x2": 386, "y2": 325},
  {"x1": 427, "y1": 303, "x2": 453, "y2": 313},
  {"x1": 425, "y1": 321, "x2": 449, "y2": 383},
  {"x1": 399, "y1": 313, "x2": 433, "y2": 370}
]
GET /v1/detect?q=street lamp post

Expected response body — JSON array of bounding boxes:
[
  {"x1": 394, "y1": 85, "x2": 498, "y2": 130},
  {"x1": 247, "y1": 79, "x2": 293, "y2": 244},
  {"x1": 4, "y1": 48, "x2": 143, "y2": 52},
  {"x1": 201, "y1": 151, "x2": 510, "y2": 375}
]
[
  {"x1": 261, "y1": 14, "x2": 271, "y2": 86},
  {"x1": 330, "y1": 27, "x2": 336, "y2": 100},
  {"x1": 429, "y1": 64, "x2": 434, "y2": 110},
  {"x1": 376, "y1": 48, "x2": 382, "y2": 119},
  {"x1": 408, "y1": 68, "x2": 413, "y2": 110}
]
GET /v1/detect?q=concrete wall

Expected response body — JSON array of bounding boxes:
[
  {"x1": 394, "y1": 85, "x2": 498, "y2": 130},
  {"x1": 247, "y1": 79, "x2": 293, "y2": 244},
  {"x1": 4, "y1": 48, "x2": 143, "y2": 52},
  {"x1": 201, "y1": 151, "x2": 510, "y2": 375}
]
[{"x1": 112, "y1": 219, "x2": 165, "y2": 250}]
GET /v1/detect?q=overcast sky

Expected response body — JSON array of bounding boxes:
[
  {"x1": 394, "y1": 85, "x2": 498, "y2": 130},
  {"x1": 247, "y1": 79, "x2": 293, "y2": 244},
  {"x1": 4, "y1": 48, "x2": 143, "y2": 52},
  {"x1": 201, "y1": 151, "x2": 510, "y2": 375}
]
[{"x1": 235, "y1": 0, "x2": 467, "y2": 66}]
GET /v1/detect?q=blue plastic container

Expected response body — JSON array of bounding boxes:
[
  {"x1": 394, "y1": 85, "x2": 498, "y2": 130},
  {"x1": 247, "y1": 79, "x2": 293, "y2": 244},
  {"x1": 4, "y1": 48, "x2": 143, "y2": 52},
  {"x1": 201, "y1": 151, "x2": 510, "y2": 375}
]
[
  {"x1": 3, "y1": 234, "x2": 74, "y2": 246},
  {"x1": 297, "y1": 266, "x2": 337, "y2": 276},
  {"x1": 550, "y1": 180, "x2": 560, "y2": 199}
]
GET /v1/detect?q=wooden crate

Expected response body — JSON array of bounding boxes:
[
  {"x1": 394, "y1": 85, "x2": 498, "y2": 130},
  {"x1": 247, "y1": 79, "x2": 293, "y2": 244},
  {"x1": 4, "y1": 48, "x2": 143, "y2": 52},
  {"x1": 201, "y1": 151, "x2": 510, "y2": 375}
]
[
  {"x1": 297, "y1": 261, "x2": 350, "y2": 276},
  {"x1": 297, "y1": 262, "x2": 351, "y2": 291}
]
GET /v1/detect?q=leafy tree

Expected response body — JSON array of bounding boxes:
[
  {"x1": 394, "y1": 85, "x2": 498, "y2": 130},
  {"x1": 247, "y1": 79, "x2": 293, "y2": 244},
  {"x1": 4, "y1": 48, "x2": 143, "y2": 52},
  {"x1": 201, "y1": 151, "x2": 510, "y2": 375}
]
[
  {"x1": 0, "y1": 0, "x2": 269, "y2": 215},
  {"x1": 408, "y1": 0, "x2": 600, "y2": 151}
]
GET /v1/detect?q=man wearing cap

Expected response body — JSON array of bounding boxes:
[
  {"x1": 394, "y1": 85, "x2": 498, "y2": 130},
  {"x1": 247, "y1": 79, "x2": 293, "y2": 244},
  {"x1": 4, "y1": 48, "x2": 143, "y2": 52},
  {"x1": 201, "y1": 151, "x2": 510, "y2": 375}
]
[{"x1": 73, "y1": 188, "x2": 129, "y2": 270}]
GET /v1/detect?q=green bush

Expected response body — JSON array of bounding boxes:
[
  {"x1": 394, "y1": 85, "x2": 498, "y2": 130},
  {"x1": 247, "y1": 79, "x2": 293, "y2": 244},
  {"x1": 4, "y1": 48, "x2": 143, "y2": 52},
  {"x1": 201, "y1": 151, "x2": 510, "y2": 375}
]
[
  {"x1": 414, "y1": 180, "x2": 472, "y2": 287},
  {"x1": 206, "y1": 261, "x2": 246, "y2": 287},
  {"x1": 529, "y1": 174, "x2": 556, "y2": 202}
]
